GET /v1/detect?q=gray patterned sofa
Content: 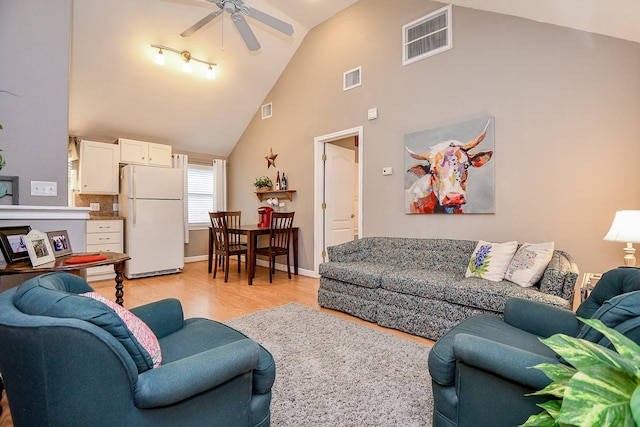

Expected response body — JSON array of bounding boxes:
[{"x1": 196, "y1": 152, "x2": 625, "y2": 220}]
[{"x1": 318, "y1": 237, "x2": 579, "y2": 340}]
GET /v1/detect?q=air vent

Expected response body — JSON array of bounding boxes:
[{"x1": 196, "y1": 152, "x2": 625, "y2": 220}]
[
  {"x1": 403, "y1": 5, "x2": 452, "y2": 66},
  {"x1": 261, "y1": 102, "x2": 272, "y2": 119},
  {"x1": 343, "y1": 66, "x2": 361, "y2": 91}
]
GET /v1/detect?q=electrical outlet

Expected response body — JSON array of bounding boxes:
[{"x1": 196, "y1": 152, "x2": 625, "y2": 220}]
[
  {"x1": 90, "y1": 203, "x2": 100, "y2": 211},
  {"x1": 113, "y1": 203, "x2": 119, "y2": 212},
  {"x1": 31, "y1": 181, "x2": 57, "y2": 196}
]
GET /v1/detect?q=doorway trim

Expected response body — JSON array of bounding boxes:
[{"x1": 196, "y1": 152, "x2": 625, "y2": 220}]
[{"x1": 313, "y1": 126, "x2": 364, "y2": 277}]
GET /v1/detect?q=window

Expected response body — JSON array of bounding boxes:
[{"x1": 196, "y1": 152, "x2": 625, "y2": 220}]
[
  {"x1": 187, "y1": 162, "x2": 215, "y2": 225},
  {"x1": 403, "y1": 5, "x2": 452, "y2": 66}
]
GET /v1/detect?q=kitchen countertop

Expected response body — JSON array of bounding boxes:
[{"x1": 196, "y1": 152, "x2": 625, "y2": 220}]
[{"x1": 88, "y1": 215, "x2": 126, "y2": 220}]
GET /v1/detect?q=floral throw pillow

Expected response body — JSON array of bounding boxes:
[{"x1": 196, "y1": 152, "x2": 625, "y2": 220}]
[
  {"x1": 465, "y1": 240, "x2": 518, "y2": 282},
  {"x1": 81, "y1": 292, "x2": 162, "y2": 368},
  {"x1": 505, "y1": 242, "x2": 555, "y2": 287}
]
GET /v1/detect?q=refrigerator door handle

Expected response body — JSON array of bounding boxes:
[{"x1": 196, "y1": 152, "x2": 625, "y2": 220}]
[{"x1": 132, "y1": 167, "x2": 137, "y2": 226}]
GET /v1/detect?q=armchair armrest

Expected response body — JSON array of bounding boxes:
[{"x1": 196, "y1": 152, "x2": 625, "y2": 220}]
[
  {"x1": 453, "y1": 334, "x2": 555, "y2": 391},
  {"x1": 134, "y1": 339, "x2": 260, "y2": 408},
  {"x1": 130, "y1": 298, "x2": 184, "y2": 339},
  {"x1": 504, "y1": 297, "x2": 581, "y2": 338}
]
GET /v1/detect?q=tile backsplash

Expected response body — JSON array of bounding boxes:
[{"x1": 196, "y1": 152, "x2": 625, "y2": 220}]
[{"x1": 74, "y1": 194, "x2": 118, "y2": 217}]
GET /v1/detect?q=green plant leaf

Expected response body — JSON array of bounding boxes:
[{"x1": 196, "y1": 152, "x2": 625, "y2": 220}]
[
  {"x1": 557, "y1": 366, "x2": 638, "y2": 426},
  {"x1": 531, "y1": 362, "x2": 576, "y2": 383},
  {"x1": 579, "y1": 317, "x2": 640, "y2": 373},
  {"x1": 631, "y1": 386, "x2": 640, "y2": 425},
  {"x1": 541, "y1": 333, "x2": 638, "y2": 375},
  {"x1": 520, "y1": 410, "x2": 560, "y2": 427}
]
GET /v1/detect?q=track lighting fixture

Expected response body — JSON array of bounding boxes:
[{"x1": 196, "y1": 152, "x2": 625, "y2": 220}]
[{"x1": 150, "y1": 44, "x2": 217, "y2": 79}]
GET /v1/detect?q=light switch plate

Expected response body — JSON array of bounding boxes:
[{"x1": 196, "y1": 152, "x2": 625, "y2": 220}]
[
  {"x1": 90, "y1": 203, "x2": 100, "y2": 211},
  {"x1": 382, "y1": 167, "x2": 393, "y2": 176},
  {"x1": 31, "y1": 181, "x2": 57, "y2": 196}
]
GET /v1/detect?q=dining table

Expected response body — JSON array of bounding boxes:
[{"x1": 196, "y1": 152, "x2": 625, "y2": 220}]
[{"x1": 208, "y1": 224, "x2": 299, "y2": 285}]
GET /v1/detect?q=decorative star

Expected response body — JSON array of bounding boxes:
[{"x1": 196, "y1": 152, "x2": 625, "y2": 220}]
[{"x1": 265, "y1": 148, "x2": 278, "y2": 168}]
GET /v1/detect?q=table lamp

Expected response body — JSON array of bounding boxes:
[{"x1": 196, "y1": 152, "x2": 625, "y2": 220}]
[{"x1": 603, "y1": 210, "x2": 640, "y2": 267}]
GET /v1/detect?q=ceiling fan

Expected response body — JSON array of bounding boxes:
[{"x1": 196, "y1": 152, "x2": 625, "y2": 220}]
[{"x1": 180, "y1": 0, "x2": 294, "y2": 51}]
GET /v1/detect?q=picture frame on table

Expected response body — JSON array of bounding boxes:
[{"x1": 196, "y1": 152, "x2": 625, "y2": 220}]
[
  {"x1": 46, "y1": 230, "x2": 73, "y2": 257},
  {"x1": 24, "y1": 229, "x2": 56, "y2": 267},
  {"x1": 0, "y1": 225, "x2": 32, "y2": 264}
]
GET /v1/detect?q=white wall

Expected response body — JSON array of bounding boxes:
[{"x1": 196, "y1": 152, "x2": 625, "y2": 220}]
[{"x1": 228, "y1": 0, "x2": 640, "y2": 276}]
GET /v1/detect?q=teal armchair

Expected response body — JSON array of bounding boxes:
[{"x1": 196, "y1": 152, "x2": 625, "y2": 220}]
[
  {"x1": 0, "y1": 272, "x2": 275, "y2": 426},
  {"x1": 428, "y1": 267, "x2": 640, "y2": 427}
]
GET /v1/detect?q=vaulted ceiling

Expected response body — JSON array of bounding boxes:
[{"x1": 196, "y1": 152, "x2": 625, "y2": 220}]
[{"x1": 68, "y1": 0, "x2": 640, "y2": 156}]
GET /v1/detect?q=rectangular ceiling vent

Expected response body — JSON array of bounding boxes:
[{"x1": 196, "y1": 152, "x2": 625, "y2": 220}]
[
  {"x1": 403, "y1": 5, "x2": 452, "y2": 66},
  {"x1": 343, "y1": 66, "x2": 362, "y2": 91},
  {"x1": 261, "y1": 102, "x2": 272, "y2": 120}
]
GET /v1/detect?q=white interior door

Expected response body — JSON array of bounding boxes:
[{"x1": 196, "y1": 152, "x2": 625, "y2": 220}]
[{"x1": 324, "y1": 143, "x2": 355, "y2": 256}]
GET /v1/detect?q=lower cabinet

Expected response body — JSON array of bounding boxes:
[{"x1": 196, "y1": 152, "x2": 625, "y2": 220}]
[{"x1": 86, "y1": 220, "x2": 123, "y2": 282}]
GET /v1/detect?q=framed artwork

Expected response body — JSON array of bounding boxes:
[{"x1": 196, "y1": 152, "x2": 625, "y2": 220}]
[
  {"x1": 25, "y1": 229, "x2": 56, "y2": 266},
  {"x1": 0, "y1": 176, "x2": 19, "y2": 205},
  {"x1": 47, "y1": 230, "x2": 73, "y2": 257},
  {"x1": 404, "y1": 116, "x2": 495, "y2": 214},
  {"x1": 0, "y1": 225, "x2": 32, "y2": 263}
]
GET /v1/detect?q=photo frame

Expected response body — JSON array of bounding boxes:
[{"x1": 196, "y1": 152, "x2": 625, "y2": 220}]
[
  {"x1": 46, "y1": 230, "x2": 73, "y2": 257},
  {"x1": 0, "y1": 225, "x2": 32, "y2": 263},
  {"x1": 24, "y1": 229, "x2": 56, "y2": 266},
  {"x1": 0, "y1": 176, "x2": 19, "y2": 205}
]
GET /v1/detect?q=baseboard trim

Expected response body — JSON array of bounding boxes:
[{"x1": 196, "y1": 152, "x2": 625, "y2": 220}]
[{"x1": 185, "y1": 255, "x2": 316, "y2": 278}]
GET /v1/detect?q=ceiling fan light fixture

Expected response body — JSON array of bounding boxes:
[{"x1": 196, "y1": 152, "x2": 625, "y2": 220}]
[
  {"x1": 206, "y1": 64, "x2": 217, "y2": 80},
  {"x1": 154, "y1": 48, "x2": 165, "y2": 65},
  {"x1": 150, "y1": 44, "x2": 217, "y2": 80}
]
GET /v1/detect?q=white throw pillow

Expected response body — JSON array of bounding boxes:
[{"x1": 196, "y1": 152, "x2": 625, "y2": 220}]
[
  {"x1": 465, "y1": 240, "x2": 518, "y2": 282},
  {"x1": 505, "y1": 242, "x2": 555, "y2": 287}
]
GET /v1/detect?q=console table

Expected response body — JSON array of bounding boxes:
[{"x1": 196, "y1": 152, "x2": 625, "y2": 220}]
[{"x1": 0, "y1": 252, "x2": 130, "y2": 306}]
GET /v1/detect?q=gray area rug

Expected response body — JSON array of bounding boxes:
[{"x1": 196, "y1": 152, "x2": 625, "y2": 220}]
[{"x1": 225, "y1": 303, "x2": 434, "y2": 426}]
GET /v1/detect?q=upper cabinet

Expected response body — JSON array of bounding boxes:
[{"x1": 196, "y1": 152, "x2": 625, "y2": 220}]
[
  {"x1": 78, "y1": 140, "x2": 120, "y2": 195},
  {"x1": 117, "y1": 138, "x2": 172, "y2": 167}
]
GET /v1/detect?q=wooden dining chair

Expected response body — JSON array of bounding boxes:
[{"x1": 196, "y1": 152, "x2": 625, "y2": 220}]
[
  {"x1": 253, "y1": 212, "x2": 295, "y2": 283},
  {"x1": 209, "y1": 212, "x2": 248, "y2": 282}
]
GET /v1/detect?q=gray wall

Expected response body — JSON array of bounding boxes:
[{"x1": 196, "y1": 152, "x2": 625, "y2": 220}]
[
  {"x1": 0, "y1": 0, "x2": 71, "y2": 206},
  {"x1": 228, "y1": 0, "x2": 640, "y2": 275}
]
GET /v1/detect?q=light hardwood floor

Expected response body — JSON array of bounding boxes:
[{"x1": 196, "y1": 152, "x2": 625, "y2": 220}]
[{"x1": 0, "y1": 260, "x2": 432, "y2": 426}]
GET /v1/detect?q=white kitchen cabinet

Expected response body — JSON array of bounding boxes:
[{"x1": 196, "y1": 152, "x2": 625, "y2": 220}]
[
  {"x1": 78, "y1": 140, "x2": 119, "y2": 194},
  {"x1": 85, "y1": 219, "x2": 123, "y2": 282},
  {"x1": 117, "y1": 138, "x2": 172, "y2": 167}
]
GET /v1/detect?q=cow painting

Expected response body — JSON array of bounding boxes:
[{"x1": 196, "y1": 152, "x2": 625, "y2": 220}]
[{"x1": 405, "y1": 119, "x2": 494, "y2": 214}]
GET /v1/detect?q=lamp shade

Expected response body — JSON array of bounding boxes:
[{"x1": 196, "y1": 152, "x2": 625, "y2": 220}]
[{"x1": 603, "y1": 210, "x2": 640, "y2": 243}]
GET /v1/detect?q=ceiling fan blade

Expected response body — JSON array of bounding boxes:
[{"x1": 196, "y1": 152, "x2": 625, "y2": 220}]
[
  {"x1": 245, "y1": 7, "x2": 294, "y2": 36},
  {"x1": 180, "y1": 9, "x2": 223, "y2": 37},
  {"x1": 232, "y1": 13, "x2": 261, "y2": 51}
]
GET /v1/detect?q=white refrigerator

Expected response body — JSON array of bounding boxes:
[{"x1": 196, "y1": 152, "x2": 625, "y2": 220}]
[{"x1": 119, "y1": 164, "x2": 185, "y2": 279}]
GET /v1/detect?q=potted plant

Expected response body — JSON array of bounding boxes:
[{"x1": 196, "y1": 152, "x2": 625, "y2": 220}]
[
  {"x1": 522, "y1": 317, "x2": 640, "y2": 426},
  {"x1": 253, "y1": 176, "x2": 273, "y2": 191}
]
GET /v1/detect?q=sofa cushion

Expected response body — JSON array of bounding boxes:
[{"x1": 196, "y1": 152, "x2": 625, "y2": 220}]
[
  {"x1": 577, "y1": 290, "x2": 640, "y2": 343},
  {"x1": 465, "y1": 240, "x2": 518, "y2": 282},
  {"x1": 444, "y1": 277, "x2": 571, "y2": 313},
  {"x1": 505, "y1": 242, "x2": 555, "y2": 287},
  {"x1": 319, "y1": 261, "x2": 393, "y2": 288},
  {"x1": 14, "y1": 272, "x2": 158, "y2": 373},
  {"x1": 380, "y1": 269, "x2": 460, "y2": 300}
]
